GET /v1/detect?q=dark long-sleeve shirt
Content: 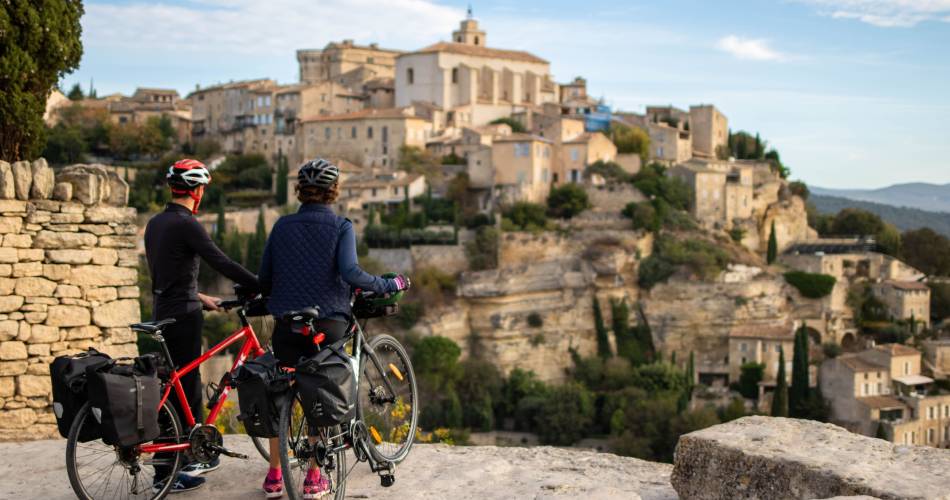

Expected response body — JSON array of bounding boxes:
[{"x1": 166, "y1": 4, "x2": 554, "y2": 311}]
[
  {"x1": 259, "y1": 203, "x2": 395, "y2": 320},
  {"x1": 144, "y1": 203, "x2": 258, "y2": 319}
]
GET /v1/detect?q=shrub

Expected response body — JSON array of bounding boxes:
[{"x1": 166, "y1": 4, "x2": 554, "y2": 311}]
[
  {"x1": 395, "y1": 302, "x2": 424, "y2": 329},
  {"x1": 489, "y1": 117, "x2": 526, "y2": 133},
  {"x1": 411, "y1": 336, "x2": 462, "y2": 392},
  {"x1": 535, "y1": 383, "x2": 595, "y2": 446},
  {"x1": 503, "y1": 202, "x2": 548, "y2": 231},
  {"x1": 729, "y1": 227, "x2": 746, "y2": 243},
  {"x1": 738, "y1": 363, "x2": 765, "y2": 399},
  {"x1": 622, "y1": 202, "x2": 657, "y2": 231},
  {"x1": 465, "y1": 226, "x2": 499, "y2": 270},
  {"x1": 638, "y1": 255, "x2": 675, "y2": 289},
  {"x1": 822, "y1": 342, "x2": 842, "y2": 359},
  {"x1": 784, "y1": 271, "x2": 837, "y2": 299},
  {"x1": 656, "y1": 237, "x2": 730, "y2": 281},
  {"x1": 527, "y1": 312, "x2": 543, "y2": 328},
  {"x1": 586, "y1": 160, "x2": 631, "y2": 183},
  {"x1": 547, "y1": 184, "x2": 590, "y2": 219}
]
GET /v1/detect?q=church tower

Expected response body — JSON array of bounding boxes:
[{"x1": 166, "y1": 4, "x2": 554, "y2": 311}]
[{"x1": 452, "y1": 6, "x2": 486, "y2": 46}]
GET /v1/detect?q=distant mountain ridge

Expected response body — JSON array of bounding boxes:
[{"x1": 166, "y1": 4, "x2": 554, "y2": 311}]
[
  {"x1": 811, "y1": 182, "x2": 950, "y2": 213},
  {"x1": 811, "y1": 194, "x2": 950, "y2": 238}
]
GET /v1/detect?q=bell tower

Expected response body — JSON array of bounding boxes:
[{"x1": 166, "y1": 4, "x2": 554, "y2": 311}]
[{"x1": 452, "y1": 6, "x2": 486, "y2": 46}]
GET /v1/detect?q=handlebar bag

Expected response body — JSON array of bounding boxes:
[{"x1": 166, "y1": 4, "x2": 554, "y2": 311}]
[
  {"x1": 295, "y1": 341, "x2": 356, "y2": 428},
  {"x1": 50, "y1": 348, "x2": 112, "y2": 440},
  {"x1": 85, "y1": 357, "x2": 161, "y2": 447},
  {"x1": 233, "y1": 351, "x2": 291, "y2": 438}
]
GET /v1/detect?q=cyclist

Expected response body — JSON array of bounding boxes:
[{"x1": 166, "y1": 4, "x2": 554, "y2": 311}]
[
  {"x1": 257, "y1": 158, "x2": 409, "y2": 499},
  {"x1": 144, "y1": 158, "x2": 260, "y2": 493}
]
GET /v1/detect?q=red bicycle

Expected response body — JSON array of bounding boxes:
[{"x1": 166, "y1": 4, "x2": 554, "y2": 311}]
[{"x1": 65, "y1": 290, "x2": 271, "y2": 499}]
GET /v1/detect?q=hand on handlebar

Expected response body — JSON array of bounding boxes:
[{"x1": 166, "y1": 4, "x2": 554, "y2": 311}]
[
  {"x1": 393, "y1": 274, "x2": 411, "y2": 292},
  {"x1": 198, "y1": 293, "x2": 222, "y2": 312}
]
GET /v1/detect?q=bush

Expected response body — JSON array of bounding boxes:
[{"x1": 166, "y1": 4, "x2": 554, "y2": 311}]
[
  {"x1": 783, "y1": 271, "x2": 836, "y2": 299},
  {"x1": 465, "y1": 226, "x2": 499, "y2": 270},
  {"x1": 729, "y1": 227, "x2": 746, "y2": 243},
  {"x1": 822, "y1": 342, "x2": 842, "y2": 359},
  {"x1": 503, "y1": 202, "x2": 548, "y2": 231},
  {"x1": 586, "y1": 160, "x2": 631, "y2": 183},
  {"x1": 738, "y1": 363, "x2": 765, "y2": 399},
  {"x1": 489, "y1": 117, "x2": 526, "y2": 133},
  {"x1": 632, "y1": 164, "x2": 691, "y2": 212},
  {"x1": 464, "y1": 212, "x2": 494, "y2": 229},
  {"x1": 547, "y1": 184, "x2": 590, "y2": 219},
  {"x1": 395, "y1": 302, "x2": 424, "y2": 329},
  {"x1": 534, "y1": 383, "x2": 595, "y2": 446},
  {"x1": 364, "y1": 225, "x2": 456, "y2": 248},
  {"x1": 649, "y1": 237, "x2": 730, "y2": 283},
  {"x1": 622, "y1": 202, "x2": 657, "y2": 231},
  {"x1": 527, "y1": 312, "x2": 543, "y2": 328},
  {"x1": 638, "y1": 255, "x2": 676, "y2": 289},
  {"x1": 411, "y1": 336, "x2": 462, "y2": 392}
]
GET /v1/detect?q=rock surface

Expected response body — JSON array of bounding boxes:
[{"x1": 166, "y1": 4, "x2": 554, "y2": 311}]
[
  {"x1": 672, "y1": 416, "x2": 950, "y2": 500},
  {"x1": 0, "y1": 437, "x2": 677, "y2": 500}
]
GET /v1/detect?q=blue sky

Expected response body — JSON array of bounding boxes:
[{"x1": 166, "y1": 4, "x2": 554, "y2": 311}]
[{"x1": 67, "y1": 0, "x2": 950, "y2": 189}]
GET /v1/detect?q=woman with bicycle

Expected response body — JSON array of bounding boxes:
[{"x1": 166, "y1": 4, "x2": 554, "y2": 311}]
[{"x1": 257, "y1": 158, "x2": 410, "y2": 499}]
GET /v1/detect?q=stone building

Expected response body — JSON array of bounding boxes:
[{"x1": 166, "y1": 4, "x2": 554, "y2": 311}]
[
  {"x1": 298, "y1": 107, "x2": 434, "y2": 168},
  {"x1": 727, "y1": 323, "x2": 794, "y2": 386},
  {"x1": 395, "y1": 17, "x2": 557, "y2": 127},
  {"x1": 297, "y1": 40, "x2": 402, "y2": 86},
  {"x1": 425, "y1": 123, "x2": 512, "y2": 159},
  {"x1": 669, "y1": 158, "x2": 753, "y2": 230},
  {"x1": 485, "y1": 133, "x2": 553, "y2": 204},
  {"x1": 872, "y1": 280, "x2": 931, "y2": 327},
  {"x1": 613, "y1": 111, "x2": 692, "y2": 165},
  {"x1": 922, "y1": 339, "x2": 950, "y2": 380},
  {"x1": 689, "y1": 104, "x2": 728, "y2": 159},
  {"x1": 820, "y1": 343, "x2": 950, "y2": 447},
  {"x1": 558, "y1": 132, "x2": 617, "y2": 185},
  {"x1": 0, "y1": 159, "x2": 140, "y2": 441},
  {"x1": 188, "y1": 78, "x2": 277, "y2": 150}
]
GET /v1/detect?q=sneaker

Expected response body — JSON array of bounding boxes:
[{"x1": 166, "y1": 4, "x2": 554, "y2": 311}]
[
  {"x1": 302, "y1": 469, "x2": 331, "y2": 500},
  {"x1": 153, "y1": 473, "x2": 206, "y2": 494},
  {"x1": 263, "y1": 468, "x2": 283, "y2": 499},
  {"x1": 180, "y1": 457, "x2": 221, "y2": 477}
]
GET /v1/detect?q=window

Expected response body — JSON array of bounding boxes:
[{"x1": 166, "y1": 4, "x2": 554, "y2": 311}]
[
  {"x1": 367, "y1": 127, "x2": 373, "y2": 139},
  {"x1": 929, "y1": 407, "x2": 935, "y2": 420},
  {"x1": 877, "y1": 382, "x2": 882, "y2": 394},
  {"x1": 571, "y1": 169, "x2": 580, "y2": 183},
  {"x1": 452, "y1": 67, "x2": 458, "y2": 84},
  {"x1": 474, "y1": 35, "x2": 480, "y2": 45},
  {"x1": 367, "y1": 57, "x2": 374, "y2": 63},
  {"x1": 392, "y1": 187, "x2": 398, "y2": 195},
  {"x1": 337, "y1": 127, "x2": 342, "y2": 139},
  {"x1": 739, "y1": 342, "x2": 747, "y2": 353},
  {"x1": 382, "y1": 126, "x2": 388, "y2": 143},
  {"x1": 864, "y1": 373, "x2": 868, "y2": 380},
  {"x1": 407, "y1": 68, "x2": 414, "y2": 84},
  {"x1": 904, "y1": 362, "x2": 910, "y2": 375},
  {"x1": 324, "y1": 127, "x2": 331, "y2": 139},
  {"x1": 542, "y1": 168, "x2": 549, "y2": 182},
  {"x1": 371, "y1": 188, "x2": 377, "y2": 197},
  {"x1": 571, "y1": 149, "x2": 579, "y2": 162},
  {"x1": 928, "y1": 428, "x2": 935, "y2": 443},
  {"x1": 863, "y1": 383, "x2": 869, "y2": 396},
  {"x1": 514, "y1": 143, "x2": 530, "y2": 157}
]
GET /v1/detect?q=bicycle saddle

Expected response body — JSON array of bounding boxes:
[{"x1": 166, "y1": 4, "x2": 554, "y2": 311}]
[
  {"x1": 130, "y1": 318, "x2": 177, "y2": 334},
  {"x1": 283, "y1": 307, "x2": 321, "y2": 323}
]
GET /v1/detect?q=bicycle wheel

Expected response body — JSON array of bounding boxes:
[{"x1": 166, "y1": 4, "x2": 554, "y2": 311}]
[
  {"x1": 66, "y1": 401, "x2": 183, "y2": 500},
  {"x1": 357, "y1": 333, "x2": 418, "y2": 464},
  {"x1": 278, "y1": 393, "x2": 346, "y2": 500}
]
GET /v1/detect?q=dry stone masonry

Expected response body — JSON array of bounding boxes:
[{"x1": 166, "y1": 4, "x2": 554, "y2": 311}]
[{"x1": 0, "y1": 159, "x2": 140, "y2": 441}]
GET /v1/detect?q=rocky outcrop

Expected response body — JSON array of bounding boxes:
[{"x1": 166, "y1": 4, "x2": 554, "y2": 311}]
[
  {"x1": 0, "y1": 158, "x2": 139, "y2": 441},
  {"x1": 672, "y1": 416, "x2": 950, "y2": 500}
]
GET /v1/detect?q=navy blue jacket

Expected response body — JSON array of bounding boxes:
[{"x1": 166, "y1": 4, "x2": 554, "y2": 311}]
[{"x1": 258, "y1": 204, "x2": 396, "y2": 320}]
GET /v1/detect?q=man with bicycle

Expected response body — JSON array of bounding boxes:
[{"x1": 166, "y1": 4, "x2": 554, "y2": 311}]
[
  {"x1": 144, "y1": 158, "x2": 260, "y2": 493},
  {"x1": 256, "y1": 158, "x2": 409, "y2": 499}
]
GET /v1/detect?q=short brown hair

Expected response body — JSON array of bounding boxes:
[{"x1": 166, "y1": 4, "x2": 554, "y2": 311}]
[{"x1": 297, "y1": 182, "x2": 339, "y2": 204}]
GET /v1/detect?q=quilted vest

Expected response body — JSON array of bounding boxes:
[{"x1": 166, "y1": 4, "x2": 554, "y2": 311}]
[{"x1": 264, "y1": 205, "x2": 351, "y2": 318}]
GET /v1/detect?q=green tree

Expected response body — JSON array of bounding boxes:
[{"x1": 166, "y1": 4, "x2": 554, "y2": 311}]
[
  {"x1": 488, "y1": 117, "x2": 526, "y2": 133},
  {"x1": 738, "y1": 362, "x2": 765, "y2": 400},
  {"x1": 534, "y1": 382, "x2": 594, "y2": 446},
  {"x1": 244, "y1": 207, "x2": 267, "y2": 273},
  {"x1": 608, "y1": 124, "x2": 650, "y2": 165},
  {"x1": 686, "y1": 351, "x2": 695, "y2": 389},
  {"x1": 771, "y1": 348, "x2": 789, "y2": 417},
  {"x1": 411, "y1": 336, "x2": 463, "y2": 392},
  {"x1": 42, "y1": 123, "x2": 86, "y2": 164},
  {"x1": 464, "y1": 226, "x2": 498, "y2": 271},
  {"x1": 213, "y1": 205, "x2": 227, "y2": 247},
  {"x1": 593, "y1": 296, "x2": 612, "y2": 358},
  {"x1": 547, "y1": 183, "x2": 590, "y2": 219},
  {"x1": 790, "y1": 325, "x2": 810, "y2": 418},
  {"x1": 901, "y1": 228, "x2": 950, "y2": 276},
  {"x1": 66, "y1": 82, "x2": 84, "y2": 101},
  {"x1": 275, "y1": 153, "x2": 289, "y2": 205},
  {"x1": 767, "y1": 220, "x2": 778, "y2": 264},
  {"x1": 1, "y1": 0, "x2": 84, "y2": 160},
  {"x1": 503, "y1": 202, "x2": 548, "y2": 231}
]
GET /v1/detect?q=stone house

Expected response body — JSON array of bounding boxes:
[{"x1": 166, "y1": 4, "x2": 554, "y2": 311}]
[
  {"x1": 485, "y1": 133, "x2": 553, "y2": 204},
  {"x1": 689, "y1": 104, "x2": 728, "y2": 159},
  {"x1": 364, "y1": 77, "x2": 396, "y2": 109},
  {"x1": 668, "y1": 158, "x2": 753, "y2": 230},
  {"x1": 298, "y1": 107, "x2": 434, "y2": 169},
  {"x1": 73, "y1": 88, "x2": 193, "y2": 145},
  {"x1": 727, "y1": 323, "x2": 794, "y2": 385},
  {"x1": 872, "y1": 280, "x2": 931, "y2": 327},
  {"x1": 395, "y1": 17, "x2": 557, "y2": 128},
  {"x1": 820, "y1": 343, "x2": 950, "y2": 447},
  {"x1": 297, "y1": 40, "x2": 401, "y2": 86},
  {"x1": 558, "y1": 132, "x2": 617, "y2": 185},
  {"x1": 335, "y1": 171, "x2": 426, "y2": 233},
  {"x1": 648, "y1": 121, "x2": 692, "y2": 165},
  {"x1": 425, "y1": 123, "x2": 512, "y2": 159},
  {"x1": 922, "y1": 339, "x2": 950, "y2": 379},
  {"x1": 188, "y1": 78, "x2": 277, "y2": 149}
]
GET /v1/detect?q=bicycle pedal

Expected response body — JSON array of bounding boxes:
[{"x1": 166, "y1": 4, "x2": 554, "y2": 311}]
[
  {"x1": 208, "y1": 444, "x2": 248, "y2": 460},
  {"x1": 380, "y1": 474, "x2": 395, "y2": 488}
]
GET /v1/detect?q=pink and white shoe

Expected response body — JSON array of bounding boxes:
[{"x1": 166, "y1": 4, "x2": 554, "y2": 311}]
[
  {"x1": 302, "y1": 469, "x2": 331, "y2": 499},
  {"x1": 263, "y1": 468, "x2": 283, "y2": 499}
]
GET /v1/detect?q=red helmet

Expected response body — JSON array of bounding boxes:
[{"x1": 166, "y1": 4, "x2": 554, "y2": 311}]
[{"x1": 167, "y1": 159, "x2": 211, "y2": 214}]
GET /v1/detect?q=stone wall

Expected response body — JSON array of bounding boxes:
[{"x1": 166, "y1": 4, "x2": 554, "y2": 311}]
[{"x1": 0, "y1": 159, "x2": 140, "y2": 441}]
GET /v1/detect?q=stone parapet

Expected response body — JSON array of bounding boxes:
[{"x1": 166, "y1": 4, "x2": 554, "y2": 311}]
[{"x1": 0, "y1": 158, "x2": 139, "y2": 441}]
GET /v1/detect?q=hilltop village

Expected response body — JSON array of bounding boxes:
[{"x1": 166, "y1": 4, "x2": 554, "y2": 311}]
[{"x1": 41, "y1": 14, "x2": 950, "y2": 454}]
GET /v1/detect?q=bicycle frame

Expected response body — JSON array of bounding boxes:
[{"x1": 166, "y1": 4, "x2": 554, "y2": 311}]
[{"x1": 139, "y1": 307, "x2": 265, "y2": 454}]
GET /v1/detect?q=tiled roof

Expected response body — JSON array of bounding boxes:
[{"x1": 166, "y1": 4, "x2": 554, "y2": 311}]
[
  {"x1": 728, "y1": 323, "x2": 794, "y2": 340},
  {"x1": 857, "y1": 396, "x2": 906, "y2": 410},
  {"x1": 839, "y1": 354, "x2": 886, "y2": 372},
  {"x1": 874, "y1": 343, "x2": 920, "y2": 357},
  {"x1": 404, "y1": 42, "x2": 548, "y2": 64},
  {"x1": 883, "y1": 280, "x2": 929, "y2": 292},
  {"x1": 492, "y1": 133, "x2": 552, "y2": 144},
  {"x1": 343, "y1": 172, "x2": 422, "y2": 189},
  {"x1": 300, "y1": 107, "x2": 424, "y2": 123}
]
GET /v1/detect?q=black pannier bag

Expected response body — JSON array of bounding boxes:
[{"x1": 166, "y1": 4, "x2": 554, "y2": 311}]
[
  {"x1": 85, "y1": 354, "x2": 162, "y2": 447},
  {"x1": 233, "y1": 351, "x2": 291, "y2": 438},
  {"x1": 50, "y1": 348, "x2": 112, "y2": 440},
  {"x1": 295, "y1": 341, "x2": 357, "y2": 428}
]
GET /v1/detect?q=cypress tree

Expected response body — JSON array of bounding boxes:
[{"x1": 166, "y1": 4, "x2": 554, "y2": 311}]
[
  {"x1": 214, "y1": 205, "x2": 227, "y2": 247},
  {"x1": 245, "y1": 207, "x2": 267, "y2": 273},
  {"x1": 767, "y1": 221, "x2": 778, "y2": 264},
  {"x1": 790, "y1": 324, "x2": 810, "y2": 418},
  {"x1": 593, "y1": 296, "x2": 612, "y2": 358},
  {"x1": 686, "y1": 351, "x2": 695, "y2": 389},
  {"x1": 772, "y1": 347, "x2": 789, "y2": 417},
  {"x1": 275, "y1": 154, "x2": 289, "y2": 206}
]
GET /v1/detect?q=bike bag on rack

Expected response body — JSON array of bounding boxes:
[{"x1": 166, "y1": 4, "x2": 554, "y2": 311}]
[
  {"x1": 295, "y1": 339, "x2": 357, "y2": 428},
  {"x1": 233, "y1": 351, "x2": 291, "y2": 438},
  {"x1": 85, "y1": 354, "x2": 162, "y2": 447},
  {"x1": 50, "y1": 348, "x2": 112, "y2": 440}
]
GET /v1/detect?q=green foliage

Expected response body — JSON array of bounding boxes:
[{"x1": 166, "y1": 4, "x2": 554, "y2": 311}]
[
  {"x1": 738, "y1": 363, "x2": 765, "y2": 400},
  {"x1": 789, "y1": 181, "x2": 809, "y2": 200},
  {"x1": 771, "y1": 348, "x2": 789, "y2": 417},
  {"x1": 455, "y1": 359, "x2": 504, "y2": 432},
  {"x1": 653, "y1": 236, "x2": 730, "y2": 282},
  {"x1": 818, "y1": 207, "x2": 903, "y2": 256},
  {"x1": 526, "y1": 312, "x2": 543, "y2": 328},
  {"x1": 586, "y1": 160, "x2": 631, "y2": 183},
  {"x1": 1, "y1": 0, "x2": 84, "y2": 160},
  {"x1": 465, "y1": 226, "x2": 498, "y2": 270},
  {"x1": 783, "y1": 271, "x2": 837, "y2": 299},
  {"x1": 411, "y1": 336, "x2": 463, "y2": 392},
  {"x1": 414, "y1": 192, "x2": 457, "y2": 225},
  {"x1": 822, "y1": 342, "x2": 842, "y2": 359},
  {"x1": 363, "y1": 225, "x2": 456, "y2": 248},
  {"x1": 440, "y1": 152, "x2": 464, "y2": 165},
  {"x1": 728, "y1": 131, "x2": 766, "y2": 161},
  {"x1": 630, "y1": 362, "x2": 688, "y2": 395},
  {"x1": 244, "y1": 208, "x2": 267, "y2": 273},
  {"x1": 631, "y1": 164, "x2": 691, "y2": 212},
  {"x1": 275, "y1": 154, "x2": 289, "y2": 206},
  {"x1": 622, "y1": 202, "x2": 657, "y2": 231},
  {"x1": 612, "y1": 300, "x2": 651, "y2": 366},
  {"x1": 767, "y1": 221, "x2": 778, "y2": 264},
  {"x1": 929, "y1": 283, "x2": 950, "y2": 320},
  {"x1": 395, "y1": 302, "x2": 424, "y2": 329},
  {"x1": 534, "y1": 382, "x2": 595, "y2": 446},
  {"x1": 810, "y1": 194, "x2": 950, "y2": 241},
  {"x1": 547, "y1": 183, "x2": 590, "y2": 219},
  {"x1": 637, "y1": 255, "x2": 676, "y2": 290},
  {"x1": 488, "y1": 117, "x2": 526, "y2": 133},
  {"x1": 500, "y1": 368, "x2": 547, "y2": 429},
  {"x1": 729, "y1": 227, "x2": 746, "y2": 243},
  {"x1": 213, "y1": 205, "x2": 226, "y2": 247},
  {"x1": 67, "y1": 83, "x2": 84, "y2": 100},
  {"x1": 901, "y1": 228, "x2": 950, "y2": 276},
  {"x1": 790, "y1": 326, "x2": 810, "y2": 418},
  {"x1": 593, "y1": 296, "x2": 612, "y2": 358},
  {"x1": 503, "y1": 202, "x2": 549, "y2": 231},
  {"x1": 718, "y1": 398, "x2": 748, "y2": 422},
  {"x1": 398, "y1": 145, "x2": 443, "y2": 185},
  {"x1": 43, "y1": 122, "x2": 87, "y2": 164},
  {"x1": 607, "y1": 124, "x2": 650, "y2": 164}
]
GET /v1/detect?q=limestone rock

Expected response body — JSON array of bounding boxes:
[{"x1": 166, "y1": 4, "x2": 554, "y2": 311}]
[
  {"x1": 65, "y1": 325, "x2": 99, "y2": 340},
  {"x1": 32, "y1": 231, "x2": 97, "y2": 249},
  {"x1": 67, "y1": 265, "x2": 137, "y2": 287},
  {"x1": 53, "y1": 284, "x2": 81, "y2": 298},
  {"x1": 46, "y1": 305, "x2": 90, "y2": 327},
  {"x1": 29, "y1": 158, "x2": 54, "y2": 199},
  {"x1": 16, "y1": 249, "x2": 43, "y2": 262},
  {"x1": 0, "y1": 248, "x2": 15, "y2": 264},
  {"x1": 46, "y1": 249, "x2": 92, "y2": 265},
  {"x1": 0, "y1": 407, "x2": 35, "y2": 429},
  {"x1": 15, "y1": 375, "x2": 49, "y2": 397},
  {"x1": 52, "y1": 182, "x2": 73, "y2": 202},
  {"x1": 14, "y1": 277, "x2": 57, "y2": 298},
  {"x1": 0, "y1": 216, "x2": 22, "y2": 234},
  {"x1": 103, "y1": 327, "x2": 135, "y2": 344},
  {"x1": 0, "y1": 278, "x2": 11, "y2": 296},
  {"x1": 671, "y1": 416, "x2": 950, "y2": 500},
  {"x1": 0, "y1": 361, "x2": 26, "y2": 376},
  {"x1": 0, "y1": 341, "x2": 27, "y2": 360},
  {"x1": 28, "y1": 325, "x2": 59, "y2": 344},
  {"x1": 42, "y1": 264, "x2": 71, "y2": 281},
  {"x1": 10, "y1": 161, "x2": 32, "y2": 201},
  {"x1": 98, "y1": 235, "x2": 136, "y2": 248},
  {"x1": 0, "y1": 161, "x2": 14, "y2": 199},
  {"x1": 56, "y1": 164, "x2": 110, "y2": 205},
  {"x1": 0, "y1": 296, "x2": 23, "y2": 313},
  {"x1": 0, "y1": 377, "x2": 13, "y2": 397},
  {"x1": 84, "y1": 206, "x2": 136, "y2": 224},
  {"x1": 0, "y1": 321, "x2": 16, "y2": 341},
  {"x1": 2, "y1": 234, "x2": 31, "y2": 248},
  {"x1": 86, "y1": 287, "x2": 118, "y2": 302},
  {"x1": 90, "y1": 248, "x2": 118, "y2": 265},
  {"x1": 92, "y1": 299, "x2": 139, "y2": 328},
  {"x1": 105, "y1": 171, "x2": 129, "y2": 206},
  {"x1": 11, "y1": 262, "x2": 41, "y2": 277}
]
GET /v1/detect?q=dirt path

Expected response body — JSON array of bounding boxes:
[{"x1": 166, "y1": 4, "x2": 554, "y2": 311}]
[{"x1": 0, "y1": 436, "x2": 675, "y2": 499}]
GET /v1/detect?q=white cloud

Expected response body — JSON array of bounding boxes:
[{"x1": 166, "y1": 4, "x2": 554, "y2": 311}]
[
  {"x1": 799, "y1": 0, "x2": 950, "y2": 27},
  {"x1": 716, "y1": 35, "x2": 786, "y2": 61}
]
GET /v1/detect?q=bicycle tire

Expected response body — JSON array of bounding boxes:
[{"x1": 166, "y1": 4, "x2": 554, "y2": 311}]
[
  {"x1": 357, "y1": 333, "x2": 418, "y2": 464},
  {"x1": 278, "y1": 393, "x2": 346, "y2": 500},
  {"x1": 66, "y1": 400, "x2": 183, "y2": 500}
]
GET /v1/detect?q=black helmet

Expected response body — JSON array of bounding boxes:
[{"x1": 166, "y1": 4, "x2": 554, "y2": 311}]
[{"x1": 297, "y1": 158, "x2": 340, "y2": 189}]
